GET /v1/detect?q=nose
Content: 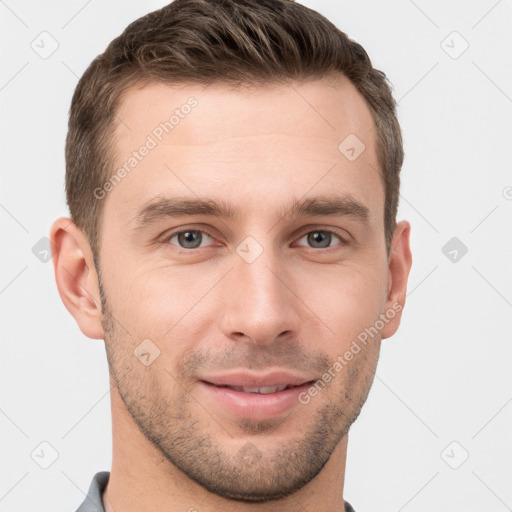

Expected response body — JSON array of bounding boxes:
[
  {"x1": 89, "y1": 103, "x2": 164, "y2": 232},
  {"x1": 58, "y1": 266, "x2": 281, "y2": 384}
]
[{"x1": 219, "y1": 242, "x2": 300, "y2": 347}]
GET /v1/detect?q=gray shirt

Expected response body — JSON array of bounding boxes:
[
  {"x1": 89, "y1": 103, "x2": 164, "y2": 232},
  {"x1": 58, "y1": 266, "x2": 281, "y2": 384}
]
[{"x1": 76, "y1": 471, "x2": 357, "y2": 512}]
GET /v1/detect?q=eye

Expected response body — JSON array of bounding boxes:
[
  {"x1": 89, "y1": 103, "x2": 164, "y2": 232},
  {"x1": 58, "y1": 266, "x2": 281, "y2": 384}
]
[
  {"x1": 161, "y1": 227, "x2": 348, "y2": 252},
  {"x1": 295, "y1": 230, "x2": 346, "y2": 249},
  {"x1": 165, "y1": 229, "x2": 216, "y2": 250}
]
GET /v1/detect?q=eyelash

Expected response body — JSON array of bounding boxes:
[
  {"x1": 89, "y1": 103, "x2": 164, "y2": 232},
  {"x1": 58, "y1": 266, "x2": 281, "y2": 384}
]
[{"x1": 160, "y1": 226, "x2": 349, "y2": 252}]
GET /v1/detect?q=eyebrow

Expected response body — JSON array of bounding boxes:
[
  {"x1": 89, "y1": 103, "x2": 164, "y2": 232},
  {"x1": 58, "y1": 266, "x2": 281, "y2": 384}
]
[{"x1": 131, "y1": 194, "x2": 370, "y2": 229}]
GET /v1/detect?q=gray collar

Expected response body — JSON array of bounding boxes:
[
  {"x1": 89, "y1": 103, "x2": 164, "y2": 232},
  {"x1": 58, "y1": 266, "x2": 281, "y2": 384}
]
[{"x1": 75, "y1": 471, "x2": 109, "y2": 512}]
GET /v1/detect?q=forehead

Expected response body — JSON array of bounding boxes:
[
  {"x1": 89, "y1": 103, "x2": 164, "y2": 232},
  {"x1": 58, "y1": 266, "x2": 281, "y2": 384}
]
[
  {"x1": 105, "y1": 77, "x2": 382, "y2": 225},
  {"x1": 114, "y1": 76, "x2": 376, "y2": 150}
]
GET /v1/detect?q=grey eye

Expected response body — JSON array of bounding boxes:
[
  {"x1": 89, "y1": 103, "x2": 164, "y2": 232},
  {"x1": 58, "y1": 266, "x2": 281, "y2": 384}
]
[
  {"x1": 308, "y1": 231, "x2": 331, "y2": 248},
  {"x1": 170, "y1": 230, "x2": 211, "y2": 249},
  {"x1": 296, "y1": 230, "x2": 341, "y2": 249}
]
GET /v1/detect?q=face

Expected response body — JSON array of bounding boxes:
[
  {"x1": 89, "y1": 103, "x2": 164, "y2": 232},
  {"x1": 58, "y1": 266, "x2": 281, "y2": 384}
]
[{"x1": 93, "y1": 76, "x2": 404, "y2": 501}]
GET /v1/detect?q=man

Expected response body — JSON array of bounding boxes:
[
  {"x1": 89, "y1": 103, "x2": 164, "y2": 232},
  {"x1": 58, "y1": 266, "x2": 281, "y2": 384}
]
[{"x1": 50, "y1": 0, "x2": 412, "y2": 510}]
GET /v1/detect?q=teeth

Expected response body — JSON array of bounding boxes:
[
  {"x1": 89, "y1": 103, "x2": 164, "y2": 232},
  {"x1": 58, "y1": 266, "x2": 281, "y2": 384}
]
[{"x1": 228, "y1": 385, "x2": 288, "y2": 394}]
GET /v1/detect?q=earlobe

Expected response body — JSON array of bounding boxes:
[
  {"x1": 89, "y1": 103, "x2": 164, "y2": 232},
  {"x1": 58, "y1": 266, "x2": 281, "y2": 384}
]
[
  {"x1": 381, "y1": 220, "x2": 412, "y2": 339},
  {"x1": 50, "y1": 218, "x2": 105, "y2": 340}
]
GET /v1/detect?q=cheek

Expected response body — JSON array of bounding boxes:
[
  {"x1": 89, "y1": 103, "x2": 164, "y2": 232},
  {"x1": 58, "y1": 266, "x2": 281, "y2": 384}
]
[
  {"x1": 102, "y1": 261, "x2": 214, "y2": 349},
  {"x1": 101, "y1": 243, "x2": 389, "y2": 356},
  {"x1": 298, "y1": 262, "x2": 388, "y2": 346}
]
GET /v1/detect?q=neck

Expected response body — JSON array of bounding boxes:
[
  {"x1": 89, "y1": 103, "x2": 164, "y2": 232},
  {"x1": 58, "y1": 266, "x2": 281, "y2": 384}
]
[{"x1": 103, "y1": 382, "x2": 349, "y2": 512}]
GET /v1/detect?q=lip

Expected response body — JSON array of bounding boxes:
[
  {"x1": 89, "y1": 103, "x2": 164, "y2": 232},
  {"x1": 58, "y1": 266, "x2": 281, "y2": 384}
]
[
  {"x1": 198, "y1": 370, "x2": 316, "y2": 421},
  {"x1": 200, "y1": 370, "x2": 313, "y2": 388}
]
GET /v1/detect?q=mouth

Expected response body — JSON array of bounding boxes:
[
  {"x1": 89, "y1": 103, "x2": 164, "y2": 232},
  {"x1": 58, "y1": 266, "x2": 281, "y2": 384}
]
[
  {"x1": 208, "y1": 383, "x2": 309, "y2": 394},
  {"x1": 197, "y1": 371, "x2": 316, "y2": 421}
]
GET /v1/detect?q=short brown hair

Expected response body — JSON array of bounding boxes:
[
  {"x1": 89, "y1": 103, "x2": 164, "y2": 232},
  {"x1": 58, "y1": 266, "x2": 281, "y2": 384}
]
[{"x1": 65, "y1": 0, "x2": 403, "y2": 256}]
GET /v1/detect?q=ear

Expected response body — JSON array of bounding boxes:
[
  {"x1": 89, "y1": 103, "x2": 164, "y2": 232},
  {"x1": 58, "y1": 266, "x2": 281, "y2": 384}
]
[
  {"x1": 50, "y1": 217, "x2": 105, "y2": 340},
  {"x1": 381, "y1": 220, "x2": 412, "y2": 339}
]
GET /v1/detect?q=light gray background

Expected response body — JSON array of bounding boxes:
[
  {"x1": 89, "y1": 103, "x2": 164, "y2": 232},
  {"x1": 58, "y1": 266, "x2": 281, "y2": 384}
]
[{"x1": 1, "y1": 0, "x2": 511, "y2": 510}]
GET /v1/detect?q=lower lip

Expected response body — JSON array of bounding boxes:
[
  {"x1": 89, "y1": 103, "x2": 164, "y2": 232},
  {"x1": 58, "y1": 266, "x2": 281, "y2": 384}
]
[{"x1": 199, "y1": 381, "x2": 313, "y2": 421}]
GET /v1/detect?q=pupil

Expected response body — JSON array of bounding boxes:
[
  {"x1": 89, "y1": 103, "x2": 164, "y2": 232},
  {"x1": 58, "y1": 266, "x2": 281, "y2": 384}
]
[
  {"x1": 308, "y1": 231, "x2": 330, "y2": 248},
  {"x1": 179, "y1": 231, "x2": 201, "y2": 248}
]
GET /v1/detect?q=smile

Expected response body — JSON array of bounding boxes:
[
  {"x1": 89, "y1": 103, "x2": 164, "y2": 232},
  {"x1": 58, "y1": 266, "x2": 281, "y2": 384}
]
[{"x1": 198, "y1": 371, "x2": 316, "y2": 421}]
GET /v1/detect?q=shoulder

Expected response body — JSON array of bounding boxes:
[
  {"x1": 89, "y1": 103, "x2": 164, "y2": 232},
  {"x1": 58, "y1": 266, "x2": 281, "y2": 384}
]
[{"x1": 75, "y1": 471, "x2": 110, "y2": 512}]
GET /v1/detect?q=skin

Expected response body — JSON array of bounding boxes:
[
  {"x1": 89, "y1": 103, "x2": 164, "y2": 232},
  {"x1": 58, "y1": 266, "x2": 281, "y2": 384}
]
[{"x1": 51, "y1": 75, "x2": 412, "y2": 512}]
